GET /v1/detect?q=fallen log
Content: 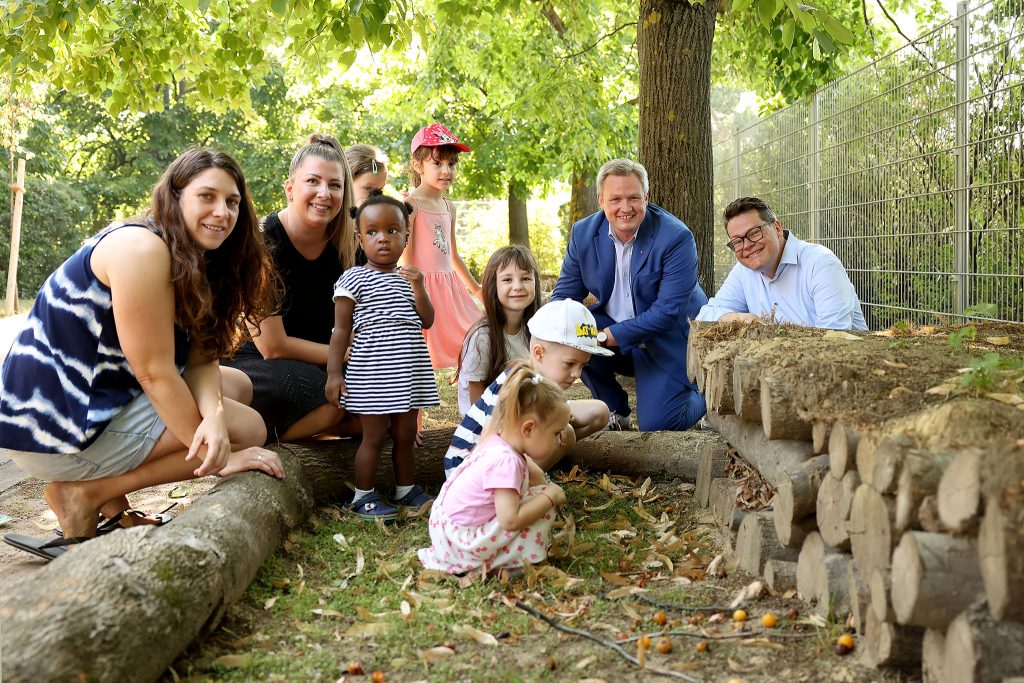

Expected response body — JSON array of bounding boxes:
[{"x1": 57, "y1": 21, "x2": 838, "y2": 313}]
[
  {"x1": 855, "y1": 433, "x2": 882, "y2": 489},
  {"x1": 815, "y1": 553, "x2": 851, "y2": 620},
  {"x1": 942, "y1": 601, "x2": 1024, "y2": 683},
  {"x1": 828, "y1": 421, "x2": 859, "y2": 477},
  {"x1": 922, "y1": 628, "x2": 945, "y2": 683},
  {"x1": 0, "y1": 449, "x2": 315, "y2": 682},
  {"x1": 705, "y1": 411, "x2": 815, "y2": 489},
  {"x1": 760, "y1": 376, "x2": 813, "y2": 441},
  {"x1": 894, "y1": 450, "x2": 955, "y2": 533},
  {"x1": 891, "y1": 531, "x2": 984, "y2": 630},
  {"x1": 979, "y1": 484, "x2": 1024, "y2": 622},
  {"x1": 736, "y1": 511, "x2": 798, "y2": 576},
  {"x1": 817, "y1": 469, "x2": 860, "y2": 551},
  {"x1": 796, "y1": 531, "x2": 840, "y2": 607},
  {"x1": 849, "y1": 483, "x2": 896, "y2": 580},
  {"x1": 561, "y1": 429, "x2": 720, "y2": 482},
  {"x1": 732, "y1": 355, "x2": 761, "y2": 422},
  {"x1": 695, "y1": 441, "x2": 730, "y2": 508},
  {"x1": 869, "y1": 568, "x2": 896, "y2": 623},
  {"x1": 764, "y1": 558, "x2": 798, "y2": 593},
  {"x1": 705, "y1": 360, "x2": 736, "y2": 415},
  {"x1": 775, "y1": 515, "x2": 818, "y2": 550},
  {"x1": 861, "y1": 607, "x2": 924, "y2": 671}
]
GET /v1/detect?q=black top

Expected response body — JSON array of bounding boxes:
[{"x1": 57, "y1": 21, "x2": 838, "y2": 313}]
[{"x1": 263, "y1": 212, "x2": 342, "y2": 346}]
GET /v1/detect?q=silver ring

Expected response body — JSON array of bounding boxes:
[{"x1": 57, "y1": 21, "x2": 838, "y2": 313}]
[{"x1": 257, "y1": 454, "x2": 264, "y2": 462}]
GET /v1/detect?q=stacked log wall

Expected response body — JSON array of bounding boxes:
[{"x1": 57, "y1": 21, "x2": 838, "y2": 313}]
[{"x1": 687, "y1": 322, "x2": 1024, "y2": 681}]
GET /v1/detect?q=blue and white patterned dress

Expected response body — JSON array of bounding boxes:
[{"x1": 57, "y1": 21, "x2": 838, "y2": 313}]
[
  {"x1": 333, "y1": 266, "x2": 439, "y2": 414},
  {"x1": 0, "y1": 223, "x2": 188, "y2": 454}
]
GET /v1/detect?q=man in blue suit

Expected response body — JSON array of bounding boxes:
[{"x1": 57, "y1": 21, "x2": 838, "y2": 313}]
[{"x1": 551, "y1": 159, "x2": 707, "y2": 431}]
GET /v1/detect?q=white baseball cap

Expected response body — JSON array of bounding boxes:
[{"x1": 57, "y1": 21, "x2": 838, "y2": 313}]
[{"x1": 527, "y1": 299, "x2": 615, "y2": 356}]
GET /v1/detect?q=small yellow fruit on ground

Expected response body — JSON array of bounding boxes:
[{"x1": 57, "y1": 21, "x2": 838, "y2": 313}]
[
  {"x1": 837, "y1": 633, "x2": 855, "y2": 649},
  {"x1": 640, "y1": 634, "x2": 652, "y2": 649},
  {"x1": 371, "y1": 671, "x2": 385, "y2": 683},
  {"x1": 761, "y1": 613, "x2": 777, "y2": 628},
  {"x1": 695, "y1": 640, "x2": 709, "y2": 653},
  {"x1": 656, "y1": 637, "x2": 672, "y2": 653},
  {"x1": 733, "y1": 609, "x2": 748, "y2": 622},
  {"x1": 653, "y1": 610, "x2": 668, "y2": 625}
]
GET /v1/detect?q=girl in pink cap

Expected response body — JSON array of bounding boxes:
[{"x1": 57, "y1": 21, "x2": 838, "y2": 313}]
[{"x1": 403, "y1": 122, "x2": 482, "y2": 369}]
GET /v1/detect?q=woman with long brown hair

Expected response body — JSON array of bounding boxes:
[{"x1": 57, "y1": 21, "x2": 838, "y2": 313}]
[
  {"x1": 0, "y1": 147, "x2": 283, "y2": 559},
  {"x1": 224, "y1": 133, "x2": 361, "y2": 442}
]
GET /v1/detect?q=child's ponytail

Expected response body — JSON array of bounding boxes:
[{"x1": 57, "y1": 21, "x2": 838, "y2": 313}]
[{"x1": 485, "y1": 362, "x2": 566, "y2": 438}]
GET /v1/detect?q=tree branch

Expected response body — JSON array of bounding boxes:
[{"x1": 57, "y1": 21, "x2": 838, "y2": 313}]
[
  {"x1": 560, "y1": 21, "x2": 638, "y2": 60},
  {"x1": 874, "y1": 0, "x2": 953, "y2": 82}
]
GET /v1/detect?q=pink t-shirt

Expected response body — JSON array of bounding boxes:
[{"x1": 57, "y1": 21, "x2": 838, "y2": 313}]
[{"x1": 439, "y1": 434, "x2": 527, "y2": 526}]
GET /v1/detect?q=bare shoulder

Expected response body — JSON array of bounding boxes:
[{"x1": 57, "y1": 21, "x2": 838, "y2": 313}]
[{"x1": 91, "y1": 225, "x2": 170, "y2": 284}]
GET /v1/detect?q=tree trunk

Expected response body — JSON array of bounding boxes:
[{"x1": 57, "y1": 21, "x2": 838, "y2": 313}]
[
  {"x1": 637, "y1": 0, "x2": 717, "y2": 294},
  {"x1": 937, "y1": 444, "x2": 1024, "y2": 535},
  {"x1": 890, "y1": 531, "x2": 984, "y2": 630},
  {"x1": 775, "y1": 454, "x2": 830, "y2": 525},
  {"x1": 508, "y1": 180, "x2": 530, "y2": 247},
  {"x1": 569, "y1": 165, "x2": 599, "y2": 226}
]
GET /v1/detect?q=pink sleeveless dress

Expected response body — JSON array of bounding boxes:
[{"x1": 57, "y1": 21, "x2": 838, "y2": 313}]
[{"x1": 406, "y1": 201, "x2": 482, "y2": 369}]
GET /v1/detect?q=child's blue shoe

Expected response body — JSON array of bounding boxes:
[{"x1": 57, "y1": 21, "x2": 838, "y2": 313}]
[
  {"x1": 348, "y1": 492, "x2": 399, "y2": 522},
  {"x1": 392, "y1": 485, "x2": 434, "y2": 513}
]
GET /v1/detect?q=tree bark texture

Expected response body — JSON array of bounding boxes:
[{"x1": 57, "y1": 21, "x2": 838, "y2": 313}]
[
  {"x1": 710, "y1": 477, "x2": 737, "y2": 530},
  {"x1": 942, "y1": 601, "x2": 1024, "y2": 683},
  {"x1": 695, "y1": 440, "x2": 730, "y2": 507},
  {"x1": 760, "y1": 376, "x2": 813, "y2": 441},
  {"x1": 890, "y1": 531, "x2": 983, "y2": 630},
  {"x1": 508, "y1": 180, "x2": 530, "y2": 247},
  {"x1": 705, "y1": 411, "x2": 815, "y2": 489},
  {"x1": 569, "y1": 166, "x2": 599, "y2": 226},
  {"x1": 0, "y1": 454, "x2": 315, "y2": 682},
  {"x1": 979, "y1": 487, "x2": 1024, "y2": 622},
  {"x1": 561, "y1": 429, "x2": 721, "y2": 482},
  {"x1": 764, "y1": 558, "x2": 798, "y2": 592},
  {"x1": 637, "y1": 0, "x2": 717, "y2": 294},
  {"x1": 861, "y1": 607, "x2": 924, "y2": 671}
]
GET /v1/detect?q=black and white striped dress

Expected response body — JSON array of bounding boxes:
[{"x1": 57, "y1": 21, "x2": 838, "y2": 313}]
[{"x1": 333, "y1": 267, "x2": 440, "y2": 415}]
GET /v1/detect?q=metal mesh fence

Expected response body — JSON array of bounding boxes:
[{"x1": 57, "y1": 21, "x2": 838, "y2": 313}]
[{"x1": 712, "y1": 0, "x2": 1024, "y2": 327}]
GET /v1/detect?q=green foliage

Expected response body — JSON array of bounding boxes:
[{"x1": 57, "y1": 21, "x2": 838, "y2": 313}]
[
  {"x1": 0, "y1": 0, "x2": 413, "y2": 115},
  {"x1": 457, "y1": 198, "x2": 567, "y2": 278},
  {"x1": 947, "y1": 325, "x2": 976, "y2": 351},
  {"x1": 959, "y1": 352, "x2": 1023, "y2": 392},
  {"x1": 0, "y1": 176, "x2": 93, "y2": 297}
]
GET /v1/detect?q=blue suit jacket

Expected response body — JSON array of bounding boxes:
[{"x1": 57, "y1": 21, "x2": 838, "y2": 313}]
[{"x1": 551, "y1": 203, "x2": 707, "y2": 376}]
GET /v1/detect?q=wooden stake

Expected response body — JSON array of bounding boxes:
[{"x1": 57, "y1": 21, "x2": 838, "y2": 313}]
[{"x1": 5, "y1": 158, "x2": 25, "y2": 315}]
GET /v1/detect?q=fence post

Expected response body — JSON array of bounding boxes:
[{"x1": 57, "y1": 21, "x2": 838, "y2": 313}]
[
  {"x1": 954, "y1": 1, "x2": 970, "y2": 316},
  {"x1": 733, "y1": 130, "x2": 741, "y2": 202},
  {"x1": 808, "y1": 92, "x2": 820, "y2": 243}
]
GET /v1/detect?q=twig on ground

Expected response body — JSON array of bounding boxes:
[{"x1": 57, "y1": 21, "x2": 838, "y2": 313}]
[
  {"x1": 617, "y1": 629, "x2": 820, "y2": 643},
  {"x1": 514, "y1": 600, "x2": 701, "y2": 682},
  {"x1": 631, "y1": 592, "x2": 733, "y2": 613}
]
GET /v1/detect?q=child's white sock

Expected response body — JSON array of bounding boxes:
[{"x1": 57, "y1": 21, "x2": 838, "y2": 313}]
[
  {"x1": 351, "y1": 488, "x2": 374, "y2": 505},
  {"x1": 394, "y1": 484, "x2": 414, "y2": 500}
]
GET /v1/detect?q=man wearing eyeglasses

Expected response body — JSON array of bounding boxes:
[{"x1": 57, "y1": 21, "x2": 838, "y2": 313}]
[
  {"x1": 696, "y1": 196, "x2": 866, "y2": 330},
  {"x1": 552, "y1": 159, "x2": 708, "y2": 432}
]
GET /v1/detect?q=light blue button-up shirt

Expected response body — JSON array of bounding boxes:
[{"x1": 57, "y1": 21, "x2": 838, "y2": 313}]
[
  {"x1": 696, "y1": 231, "x2": 867, "y2": 330},
  {"x1": 606, "y1": 225, "x2": 637, "y2": 323}
]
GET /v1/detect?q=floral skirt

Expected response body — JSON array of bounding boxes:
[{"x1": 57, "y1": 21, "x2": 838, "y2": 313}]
[{"x1": 417, "y1": 486, "x2": 554, "y2": 574}]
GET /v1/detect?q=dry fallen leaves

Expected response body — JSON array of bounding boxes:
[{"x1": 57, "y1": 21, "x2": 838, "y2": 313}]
[{"x1": 452, "y1": 624, "x2": 499, "y2": 646}]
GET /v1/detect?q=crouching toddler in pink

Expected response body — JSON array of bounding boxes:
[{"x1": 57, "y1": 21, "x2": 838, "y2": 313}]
[{"x1": 418, "y1": 363, "x2": 568, "y2": 574}]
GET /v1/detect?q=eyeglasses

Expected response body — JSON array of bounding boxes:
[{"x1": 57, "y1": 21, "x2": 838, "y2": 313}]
[{"x1": 726, "y1": 221, "x2": 773, "y2": 252}]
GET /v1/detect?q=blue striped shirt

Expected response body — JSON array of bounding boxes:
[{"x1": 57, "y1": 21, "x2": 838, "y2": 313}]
[
  {"x1": 443, "y1": 367, "x2": 510, "y2": 477},
  {"x1": 0, "y1": 224, "x2": 188, "y2": 453}
]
